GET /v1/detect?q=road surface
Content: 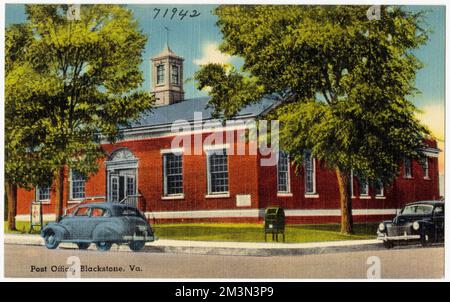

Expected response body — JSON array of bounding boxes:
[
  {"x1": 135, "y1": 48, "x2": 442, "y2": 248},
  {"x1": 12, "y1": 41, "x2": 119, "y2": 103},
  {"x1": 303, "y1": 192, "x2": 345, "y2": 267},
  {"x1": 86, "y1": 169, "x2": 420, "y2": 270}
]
[{"x1": 4, "y1": 244, "x2": 444, "y2": 279}]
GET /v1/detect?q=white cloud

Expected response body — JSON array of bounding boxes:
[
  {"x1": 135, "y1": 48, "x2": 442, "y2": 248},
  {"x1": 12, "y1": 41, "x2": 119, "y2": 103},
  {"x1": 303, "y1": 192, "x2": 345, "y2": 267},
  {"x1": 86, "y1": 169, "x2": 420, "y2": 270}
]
[{"x1": 194, "y1": 42, "x2": 233, "y2": 66}]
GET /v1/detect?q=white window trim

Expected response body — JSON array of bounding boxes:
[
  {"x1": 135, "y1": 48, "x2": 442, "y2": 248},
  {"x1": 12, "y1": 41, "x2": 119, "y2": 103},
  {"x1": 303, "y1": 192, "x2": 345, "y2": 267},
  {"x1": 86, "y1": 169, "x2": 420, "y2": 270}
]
[
  {"x1": 277, "y1": 152, "x2": 291, "y2": 194},
  {"x1": 304, "y1": 156, "x2": 317, "y2": 195},
  {"x1": 206, "y1": 148, "x2": 230, "y2": 195},
  {"x1": 36, "y1": 186, "x2": 51, "y2": 204},
  {"x1": 204, "y1": 143, "x2": 230, "y2": 151},
  {"x1": 160, "y1": 147, "x2": 184, "y2": 154},
  {"x1": 350, "y1": 170, "x2": 356, "y2": 199},
  {"x1": 69, "y1": 169, "x2": 85, "y2": 201},
  {"x1": 423, "y1": 157, "x2": 430, "y2": 180},
  {"x1": 162, "y1": 194, "x2": 185, "y2": 200},
  {"x1": 162, "y1": 152, "x2": 184, "y2": 197}
]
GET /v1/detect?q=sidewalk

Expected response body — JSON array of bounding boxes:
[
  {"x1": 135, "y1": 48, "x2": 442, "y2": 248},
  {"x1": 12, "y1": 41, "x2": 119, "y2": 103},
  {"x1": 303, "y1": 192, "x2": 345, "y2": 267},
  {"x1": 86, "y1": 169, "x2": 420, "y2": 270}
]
[{"x1": 4, "y1": 233, "x2": 384, "y2": 256}]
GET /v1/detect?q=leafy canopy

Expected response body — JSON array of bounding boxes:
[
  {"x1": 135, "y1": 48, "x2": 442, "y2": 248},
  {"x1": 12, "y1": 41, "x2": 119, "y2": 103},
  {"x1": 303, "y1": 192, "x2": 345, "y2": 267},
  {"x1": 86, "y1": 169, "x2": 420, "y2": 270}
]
[
  {"x1": 5, "y1": 4, "x2": 154, "y2": 185},
  {"x1": 195, "y1": 5, "x2": 429, "y2": 183}
]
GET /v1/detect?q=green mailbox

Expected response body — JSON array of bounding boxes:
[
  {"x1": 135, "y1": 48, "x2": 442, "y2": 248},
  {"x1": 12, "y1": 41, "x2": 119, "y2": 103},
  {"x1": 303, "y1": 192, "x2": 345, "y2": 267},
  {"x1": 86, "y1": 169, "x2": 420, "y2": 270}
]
[{"x1": 264, "y1": 207, "x2": 285, "y2": 242}]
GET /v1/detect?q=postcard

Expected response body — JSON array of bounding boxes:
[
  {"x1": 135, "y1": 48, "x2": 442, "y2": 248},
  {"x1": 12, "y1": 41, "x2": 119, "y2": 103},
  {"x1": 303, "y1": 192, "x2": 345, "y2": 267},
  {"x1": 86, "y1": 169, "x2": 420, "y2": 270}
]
[{"x1": 2, "y1": 1, "x2": 446, "y2": 284}]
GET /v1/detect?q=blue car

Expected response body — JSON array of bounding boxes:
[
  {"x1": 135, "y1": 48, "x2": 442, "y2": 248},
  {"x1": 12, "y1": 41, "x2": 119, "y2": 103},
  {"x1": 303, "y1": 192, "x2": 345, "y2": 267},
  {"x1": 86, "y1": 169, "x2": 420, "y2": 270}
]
[{"x1": 41, "y1": 202, "x2": 155, "y2": 252}]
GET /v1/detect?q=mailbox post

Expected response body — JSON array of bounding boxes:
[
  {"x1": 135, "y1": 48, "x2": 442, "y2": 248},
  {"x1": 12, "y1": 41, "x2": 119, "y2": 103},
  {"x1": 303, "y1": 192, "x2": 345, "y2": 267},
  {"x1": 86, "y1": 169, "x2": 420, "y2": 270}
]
[{"x1": 264, "y1": 207, "x2": 285, "y2": 242}]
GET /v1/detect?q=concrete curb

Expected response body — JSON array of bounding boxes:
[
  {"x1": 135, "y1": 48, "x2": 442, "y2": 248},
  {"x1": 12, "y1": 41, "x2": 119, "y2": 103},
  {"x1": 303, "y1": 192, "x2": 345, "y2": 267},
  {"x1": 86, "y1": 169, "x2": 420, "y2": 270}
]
[{"x1": 4, "y1": 234, "x2": 386, "y2": 256}]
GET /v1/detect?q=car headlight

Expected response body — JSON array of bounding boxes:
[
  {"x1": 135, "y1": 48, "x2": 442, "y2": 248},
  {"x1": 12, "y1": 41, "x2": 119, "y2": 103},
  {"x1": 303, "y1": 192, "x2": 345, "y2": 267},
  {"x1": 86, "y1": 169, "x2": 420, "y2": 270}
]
[
  {"x1": 378, "y1": 223, "x2": 385, "y2": 232},
  {"x1": 413, "y1": 221, "x2": 420, "y2": 231}
]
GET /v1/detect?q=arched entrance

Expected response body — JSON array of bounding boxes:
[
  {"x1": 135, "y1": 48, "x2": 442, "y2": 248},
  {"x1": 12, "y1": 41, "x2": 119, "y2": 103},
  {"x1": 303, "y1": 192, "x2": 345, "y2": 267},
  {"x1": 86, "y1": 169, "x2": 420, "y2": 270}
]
[{"x1": 105, "y1": 148, "x2": 138, "y2": 202}]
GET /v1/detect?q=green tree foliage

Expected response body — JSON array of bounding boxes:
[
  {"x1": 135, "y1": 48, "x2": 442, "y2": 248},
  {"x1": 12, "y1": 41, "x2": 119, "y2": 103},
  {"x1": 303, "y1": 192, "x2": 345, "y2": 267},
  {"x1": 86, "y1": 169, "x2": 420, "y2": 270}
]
[
  {"x1": 195, "y1": 5, "x2": 430, "y2": 233},
  {"x1": 5, "y1": 4, "x2": 154, "y2": 221}
]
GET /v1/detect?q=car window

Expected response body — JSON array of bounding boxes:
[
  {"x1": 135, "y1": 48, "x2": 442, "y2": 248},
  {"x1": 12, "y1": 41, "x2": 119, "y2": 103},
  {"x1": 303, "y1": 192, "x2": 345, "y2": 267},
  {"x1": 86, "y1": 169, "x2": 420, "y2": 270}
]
[
  {"x1": 434, "y1": 206, "x2": 444, "y2": 216},
  {"x1": 401, "y1": 204, "x2": 434, "y2": 215},
  {"x1": 103, "y1": 210, "x2": 112, "y2": 217},
  {"x1": 119, "y1": 207, "x2": 140, "y2": 217},
  {"x1": 75, "y1": 207, "x2": 90, "y2": 216},
  {"x1": 90, "y1": 208, "x2": 105, "y2": 217}
]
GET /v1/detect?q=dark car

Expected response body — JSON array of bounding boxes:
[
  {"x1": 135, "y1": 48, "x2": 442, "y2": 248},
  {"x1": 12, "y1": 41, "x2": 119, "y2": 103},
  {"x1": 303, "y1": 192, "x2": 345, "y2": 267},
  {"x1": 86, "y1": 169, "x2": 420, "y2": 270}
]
[
  {"x1": 377, "y1": 200, "x2": 444, "y2": 248},
  {"x1": 41, "y1": 202, "x2": 155, "y2": 252}
]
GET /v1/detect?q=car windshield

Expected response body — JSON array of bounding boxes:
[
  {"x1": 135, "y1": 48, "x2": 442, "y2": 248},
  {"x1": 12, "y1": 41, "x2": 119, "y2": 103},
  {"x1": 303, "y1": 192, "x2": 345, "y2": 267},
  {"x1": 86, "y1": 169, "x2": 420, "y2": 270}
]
[{"x1": 401, "y1": 204, "x2": 434, "y2": 215}]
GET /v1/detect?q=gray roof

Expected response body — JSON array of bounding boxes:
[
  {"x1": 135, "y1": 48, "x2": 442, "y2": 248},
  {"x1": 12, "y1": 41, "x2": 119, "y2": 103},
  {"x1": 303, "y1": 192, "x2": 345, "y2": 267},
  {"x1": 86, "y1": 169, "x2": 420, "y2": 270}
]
[{"x1": 125, "y1": 96, "x2": 277, "y2": 129}]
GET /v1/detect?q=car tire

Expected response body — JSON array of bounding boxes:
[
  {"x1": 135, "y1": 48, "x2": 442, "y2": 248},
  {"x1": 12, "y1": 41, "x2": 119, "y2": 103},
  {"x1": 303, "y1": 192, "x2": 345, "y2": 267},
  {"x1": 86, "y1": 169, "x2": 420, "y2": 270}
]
[
  {"x1": 129, "y1": 241, "x2": 146, "y2": 252},
  {"x1": 77, "y1": 243, "x2": 90, "y2": 250},
  {"x1": 44, "y1": 230, "x2": 60, "y2": 249},
  {"x1": 96, "y1": 241, "x2": 112, "y2": 252},
  {"x1": 383, "y1": 240, "x2": 394, "y2": 249}
]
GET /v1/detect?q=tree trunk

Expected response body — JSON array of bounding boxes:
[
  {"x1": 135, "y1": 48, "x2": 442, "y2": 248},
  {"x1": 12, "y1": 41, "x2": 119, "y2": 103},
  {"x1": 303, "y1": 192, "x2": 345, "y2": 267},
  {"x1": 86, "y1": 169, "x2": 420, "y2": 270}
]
[
  {"x1": 54, "y1": 165, "x2": 65, "y2": 221},
  {"x1": 6, "y1": 182, "x2": 17, "y2": 231},
  {"x1": 336, "y1": 168, "x2": 353, "y2": 234}
]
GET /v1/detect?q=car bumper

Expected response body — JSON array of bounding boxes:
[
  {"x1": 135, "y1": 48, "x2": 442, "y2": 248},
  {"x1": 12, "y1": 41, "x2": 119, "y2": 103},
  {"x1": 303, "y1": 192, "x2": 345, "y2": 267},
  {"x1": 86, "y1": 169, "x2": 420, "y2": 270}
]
[
  {"x1": 377, "y1": 232, "x2": 420, "y2": 241},
  {"x1": 122, "y1": 234, "x2": 156, "y2": 242}
]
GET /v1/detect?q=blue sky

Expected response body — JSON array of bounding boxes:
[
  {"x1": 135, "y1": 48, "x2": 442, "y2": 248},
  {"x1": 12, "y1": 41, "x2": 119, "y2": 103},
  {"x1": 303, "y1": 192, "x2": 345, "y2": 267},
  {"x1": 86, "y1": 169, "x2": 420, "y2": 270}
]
[{"x1": 5, "y1": 4, "x2": 445, "y2": 137}]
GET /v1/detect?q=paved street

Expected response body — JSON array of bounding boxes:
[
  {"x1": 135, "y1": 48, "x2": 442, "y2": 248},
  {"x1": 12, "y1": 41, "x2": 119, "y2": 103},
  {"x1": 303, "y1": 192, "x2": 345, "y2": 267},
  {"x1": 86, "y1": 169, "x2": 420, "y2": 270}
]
[{"x1": 4, "y1": 244, "x2": 444, "y2": 279}]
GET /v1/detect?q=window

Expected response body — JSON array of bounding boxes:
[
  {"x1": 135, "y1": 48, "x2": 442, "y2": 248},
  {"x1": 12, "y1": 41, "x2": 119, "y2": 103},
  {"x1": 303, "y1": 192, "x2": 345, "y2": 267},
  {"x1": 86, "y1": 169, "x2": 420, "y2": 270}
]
[
  {"x1": 404, "y1": 158, "x2": 412, "y2": 178},
  {"x1": 359, "y1": 177, "x2": 369, "y2": 196},
  {"x1": 277, "y1": 151, "x2": 290, "y2": 193},
  {"x1": 375, "y1": 180, "x2": 384, "y2": 196},
  {"x1": 304, "y1": 152, "x2": 316, "y2": 194},
  {"x1": 163, "y1": 153, "x2": 183, "y2": 196},
  {"x1": 422, "y1": 158, "x2": 430, "y2": 179},
  {"x1": 36, "y1": 186, "x2": 50, "y2": 202},
  {"x1": 207, "y1": 149, "x2": 229, "y2": 194},
  {"x1": 171, "y1": 65, "x2": 179, "y2": 85},
  {"x1": 74, "y1": 207, "x2": 90, "y2": 216},
  {"x1": 90, "y1": 208, "x2": 105, "y2": 217},
  {"x1": 126, "y1": 175, "x2": 136, "y2": 197},
  {"x1": 71, "y1": 170, "x2": 85, "y2": 200},
  {"x1": 157, "y1": 64, "x2": 165, "y2": 84}
]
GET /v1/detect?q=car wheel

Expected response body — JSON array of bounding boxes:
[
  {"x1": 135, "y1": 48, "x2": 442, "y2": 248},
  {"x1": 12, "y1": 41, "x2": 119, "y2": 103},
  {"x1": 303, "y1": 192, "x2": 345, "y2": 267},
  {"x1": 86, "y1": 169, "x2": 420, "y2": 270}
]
[
  {"x1": 77, "y1": 243, "x2": 90, "y2": 250},
  {"x1": 129, "y1": 241, "x2": 146, "y2": 252},
  {"x1": 383, "y1": 240, "x2": 394, "y2": 249},
  {"x1": 96, "y1": 241, "x2": 112, "y2": 252},
  {"x1": 44, "y1": 230, "x2": 60, "y2": 249}
]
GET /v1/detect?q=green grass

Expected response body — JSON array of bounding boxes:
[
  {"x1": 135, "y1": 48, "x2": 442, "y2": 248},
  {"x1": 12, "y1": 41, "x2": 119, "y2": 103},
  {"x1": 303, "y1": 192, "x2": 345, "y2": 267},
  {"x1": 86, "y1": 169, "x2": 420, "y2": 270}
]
[
  {"x1": 152, "y1": 222, "x2": 378, "y2": 243},
  {"x1": 5, "y1": 221, "x2": 378, "y2": 243},
  {"x1": 4, "y1": 221, "x2": 45, "y2": 234}
]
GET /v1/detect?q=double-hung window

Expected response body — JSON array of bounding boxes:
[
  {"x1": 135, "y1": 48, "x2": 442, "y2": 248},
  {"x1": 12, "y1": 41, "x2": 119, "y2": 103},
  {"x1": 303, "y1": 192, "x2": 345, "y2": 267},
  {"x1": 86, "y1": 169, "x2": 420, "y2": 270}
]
[
  {"x1": 404, "y1": 158, "x2": 412, "y2": 178},
  {"x1": 304, "y1": 152, "x2": 316, "y2": 194},
  {"x1": 36, "y1": 186, "x2": 50, "y2": 202},
  {"x1": 359, "y1": 177, "x2": 369, "y2": 196},
  {"x1": 163, "y1": 153, "x2": 183, "y2": 196},
  {"x1": 171, "y1": 65, "x2": 179, "y2": 85},
  {"x1": 422, "y1": 158, "x2": 430, "y2": 179},
  {"x1": 277, "y1": 151, "x2": 290, "y2": 193},
  {"x1": 157, "y1": 64, "x2": 165, "y2": 84},
  {"x1": 206, "y1": 149, "x2": 229, "y2": 194},
  {"x1": 375, "y1": 179, "x2": 384, "y2": 197},
  {"x1": 70, "y1": 170, "x2": 85, "y2": 200}
]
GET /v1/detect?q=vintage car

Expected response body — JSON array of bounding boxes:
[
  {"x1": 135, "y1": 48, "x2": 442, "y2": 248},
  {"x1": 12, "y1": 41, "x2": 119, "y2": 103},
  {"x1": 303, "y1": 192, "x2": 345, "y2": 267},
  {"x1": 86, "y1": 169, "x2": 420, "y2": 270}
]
[
  {"x1": 41, "y1": 202, "x2": 155, "y2": 252},
  {"x1": 377, "y1": 200, "x2": 444, "y2": 248}
]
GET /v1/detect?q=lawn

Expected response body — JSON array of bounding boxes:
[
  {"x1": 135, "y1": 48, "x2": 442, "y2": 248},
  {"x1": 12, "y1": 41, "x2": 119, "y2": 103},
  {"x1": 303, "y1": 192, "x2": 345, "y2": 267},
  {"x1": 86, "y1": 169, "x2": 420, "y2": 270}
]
[
  {"x1": 151, "y1": 222, "x2": 378, "y2": 243},
  {"x1": 5, "y1": 221, "x2": 378, "y2": 243}
]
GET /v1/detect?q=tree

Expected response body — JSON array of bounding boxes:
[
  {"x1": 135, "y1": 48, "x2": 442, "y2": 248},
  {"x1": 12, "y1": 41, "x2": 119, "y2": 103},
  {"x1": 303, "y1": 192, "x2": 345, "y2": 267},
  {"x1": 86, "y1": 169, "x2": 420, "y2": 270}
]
[
  {"x1": 5, "y1": 4, "x2": 154, "y2": 221},
  {"x1": 5, "y1": 23, "x2": 54, "y2": 230},
  {"x1": 195, "y1": 5, "x2": 429, "y2": 234}
]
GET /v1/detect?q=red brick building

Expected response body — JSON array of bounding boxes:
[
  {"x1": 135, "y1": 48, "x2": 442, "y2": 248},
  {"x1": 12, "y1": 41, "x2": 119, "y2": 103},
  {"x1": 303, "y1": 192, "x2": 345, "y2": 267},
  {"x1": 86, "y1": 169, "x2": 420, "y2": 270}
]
[{"x1": 15, "y1": 46, "x2": 441, "y2": 224}]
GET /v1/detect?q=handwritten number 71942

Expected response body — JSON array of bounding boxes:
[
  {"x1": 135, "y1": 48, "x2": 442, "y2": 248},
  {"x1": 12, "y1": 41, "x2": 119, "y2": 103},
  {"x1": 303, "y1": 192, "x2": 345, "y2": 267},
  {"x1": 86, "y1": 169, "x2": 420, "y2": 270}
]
[{"x1": 153, "y1": 8, "x2": 201, "y2": 20}]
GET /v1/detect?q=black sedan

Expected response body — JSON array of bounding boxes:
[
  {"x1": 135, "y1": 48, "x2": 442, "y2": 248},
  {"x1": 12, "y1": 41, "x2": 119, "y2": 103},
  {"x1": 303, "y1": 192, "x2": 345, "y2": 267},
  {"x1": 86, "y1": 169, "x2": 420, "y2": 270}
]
[
  {"x1": 41, "y1": 202, "x2": 155, "y2": 252},
  {"x1": 377, "y1": 200, "x2": 444, "y2": 248}
]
